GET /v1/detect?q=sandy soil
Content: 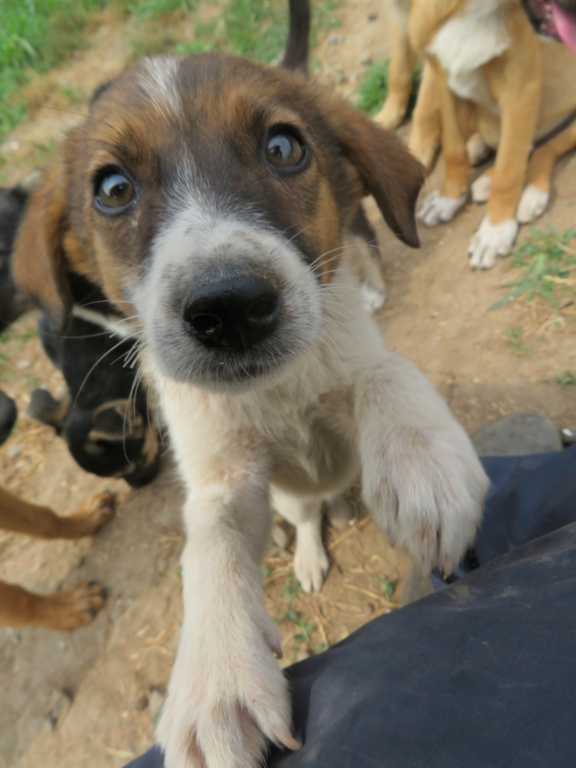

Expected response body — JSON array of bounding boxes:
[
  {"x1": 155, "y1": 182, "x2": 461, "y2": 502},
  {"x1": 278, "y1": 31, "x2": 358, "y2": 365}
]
[{"x1": 0, "y1": 1, "x2": 575, "y2": 766}]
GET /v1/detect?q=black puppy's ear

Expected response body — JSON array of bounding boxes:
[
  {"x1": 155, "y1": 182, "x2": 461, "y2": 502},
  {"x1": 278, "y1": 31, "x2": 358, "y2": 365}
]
[
  {"x1": 11, "y1": 164, "x2": 72, "y2": 332},
  {"x1": 325, "y1": 98, "x2": 425, "y2": 247}
]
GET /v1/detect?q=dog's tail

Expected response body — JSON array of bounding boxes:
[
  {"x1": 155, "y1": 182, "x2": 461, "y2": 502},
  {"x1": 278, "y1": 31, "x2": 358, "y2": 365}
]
[{"x1": 281, "y1": 0, "x2": 310, "y2": 72}]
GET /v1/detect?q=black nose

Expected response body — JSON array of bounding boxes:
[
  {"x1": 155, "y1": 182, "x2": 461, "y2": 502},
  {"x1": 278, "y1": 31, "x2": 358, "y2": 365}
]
[{"x1": 182, "y1": 272, "x2": 280, "y2": 351}]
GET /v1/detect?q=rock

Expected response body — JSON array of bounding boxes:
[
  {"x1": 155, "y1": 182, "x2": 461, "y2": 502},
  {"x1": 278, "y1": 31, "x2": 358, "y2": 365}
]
[
  {"x1": 472, "y1": 413, "x2": 562, "y2": 457},
  {"x1": 361, "y1": 53, "x2": 373, "y2": 66}
]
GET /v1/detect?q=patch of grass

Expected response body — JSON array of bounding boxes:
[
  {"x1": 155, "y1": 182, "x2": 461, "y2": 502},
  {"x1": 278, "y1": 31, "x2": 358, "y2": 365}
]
[
  {"x1": 277, "y1": 574, "x2": 325, "y2": 659},
  {"x1": 556, "y1": 370, "x2": 575, "y2": 388},
  {"x1": 0, "y1": 0, "x2": 197, "y2": 139},
  {"x1": 489, "y1": 227, "x2": 576, "y2": 312},
  {"x1": 174, "y1": 0, "x2": 339, "y2": 64},
  {"x1": 504, "y1": 326, "x2": 525, "y2": 356},
  {"x1": 1, "y1": 0, "x2": 339, "y2": 138},
  {"x1": 356, "y1": 59, "x2": 421, "y2": 118}
]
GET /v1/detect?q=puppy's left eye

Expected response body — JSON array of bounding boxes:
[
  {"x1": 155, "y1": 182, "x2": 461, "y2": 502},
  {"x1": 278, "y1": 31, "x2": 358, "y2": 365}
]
[
  {"x1": 94, "y1": 170, "x2": 135, "y2": 213},
  {"x1": 264, "y1": 127, "x2": 308, "y2": 173}
]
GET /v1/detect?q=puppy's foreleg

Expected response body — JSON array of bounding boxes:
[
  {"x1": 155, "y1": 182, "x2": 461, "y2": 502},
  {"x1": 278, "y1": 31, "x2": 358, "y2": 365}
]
[
  {"x1": 157, "y1": 474, "x2": 300, "y2": 768},
  {"x1": 375, "y1": 9, "x2": 417, "y2": 130},
  {"x1": 355, "y1": 352, "x2": 488, "y2": 573}
]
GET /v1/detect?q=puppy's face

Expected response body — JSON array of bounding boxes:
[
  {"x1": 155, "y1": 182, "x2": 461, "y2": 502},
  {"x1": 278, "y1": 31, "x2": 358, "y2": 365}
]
[{"x1": 14, "y1": 54, "x2": 424, "y2": 392}]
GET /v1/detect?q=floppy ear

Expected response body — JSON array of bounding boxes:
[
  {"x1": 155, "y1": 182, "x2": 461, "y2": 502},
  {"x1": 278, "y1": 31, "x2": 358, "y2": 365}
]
[
  {"x1": 327, "y1": 99, "x2": 425, "y2": 247},
  {"x1": 11, "y1": 164, "x2": 72, "y2": 332}
]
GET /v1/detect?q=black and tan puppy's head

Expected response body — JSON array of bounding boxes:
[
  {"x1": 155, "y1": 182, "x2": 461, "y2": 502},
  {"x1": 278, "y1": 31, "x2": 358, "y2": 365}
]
[{"x1": 13, "y1": 54, "x2": 424, "y2": 392}]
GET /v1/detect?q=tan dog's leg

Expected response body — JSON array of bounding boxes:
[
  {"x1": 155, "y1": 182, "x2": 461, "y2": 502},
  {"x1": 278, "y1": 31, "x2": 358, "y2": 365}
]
[
  {"x1": 375, "y1": 9, "x2": 416, "y2": 130},
  {"x1": 468, "y1": 30, "x2": 542, "y2": 268},
  {"x1": 518, "y1": 122, "x2": 576, "y2": 223},
  {"x1": 0, "y1": 488, "x2": 114, "y2": 540},
  {"x1": 418, "y1": 65, "x2": 472, "y2": 225},
  {"x1": 408, "y1": 62, "x2": 442, "y2": 170},
  {"x1": 0, "y1": 580, "x2": 107, "y2": 630}
]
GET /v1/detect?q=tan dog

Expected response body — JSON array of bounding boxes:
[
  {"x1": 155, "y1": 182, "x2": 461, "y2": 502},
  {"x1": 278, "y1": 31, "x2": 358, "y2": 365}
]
[
  {"x1": 0, "y1": 484, "x2": 113, "y2": 630},
  {"x1": 12, "y1": 47, "x2": 488, "y2": 768},
  {"x1": 380, "y1": 0, "x2": 576, "y2": 269}
]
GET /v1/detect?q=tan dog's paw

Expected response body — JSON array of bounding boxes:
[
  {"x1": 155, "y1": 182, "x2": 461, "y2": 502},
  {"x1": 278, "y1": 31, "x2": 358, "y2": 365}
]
[
  {"x1": 157, "y1": 612, "x2": 300, "y2": 768},
  {"x1": 469, "y1": 216, "x2": 518, "y2": 270},
  {"x1": 365, "y1": 425, "x2": 488, "y2": 573},
  {"x1": 38, "y1": 581, "x2": 107, "y2": 631},
  {"x1": 517, "y1": 184, "x2": 549, "y2": 224},
  {"x1": 471, "y1": 173, "x2": 491, "y2": 204},
  {"x1": 68, "y1": 491, "x2": 115, "y2": 537},
  {"x1": 417, "y1": 190, "x2": 467, "y2": 226}
]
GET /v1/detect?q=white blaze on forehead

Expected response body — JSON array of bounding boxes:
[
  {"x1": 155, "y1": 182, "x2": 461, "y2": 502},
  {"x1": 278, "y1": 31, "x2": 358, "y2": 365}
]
[{"x1": 138, "y1": 56, "x2": 182, "y2": 118}]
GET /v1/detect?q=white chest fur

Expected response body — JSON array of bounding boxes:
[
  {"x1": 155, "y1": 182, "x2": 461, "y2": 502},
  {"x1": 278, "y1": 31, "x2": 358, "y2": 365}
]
[{"x1": 427, "y1": 0, "x2": 511, "y2": 110}]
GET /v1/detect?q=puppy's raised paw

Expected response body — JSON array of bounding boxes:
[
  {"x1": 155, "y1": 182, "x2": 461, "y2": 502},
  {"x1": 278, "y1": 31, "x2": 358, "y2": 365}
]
[
  {"x1": 364, "y1": 424, "x2": 488, "y2": 571},
  {"x1": 157, "y1": 610, "x2": 300, "y2": 768}
]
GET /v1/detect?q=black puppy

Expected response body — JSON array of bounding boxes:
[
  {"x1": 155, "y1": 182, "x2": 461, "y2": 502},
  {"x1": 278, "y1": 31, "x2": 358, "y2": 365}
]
[
  {"x1": 0, "y1": 177, "x2": 160, "y2": 486},
  {"x1": 29, "y1": 273, "x2": 161, "y2": 487}
]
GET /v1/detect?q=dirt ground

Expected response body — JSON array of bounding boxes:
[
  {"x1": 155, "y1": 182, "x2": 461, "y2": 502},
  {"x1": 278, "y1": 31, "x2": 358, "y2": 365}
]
[{"x1": 1, "y1": 1, "x2": 575, "y2": 766}]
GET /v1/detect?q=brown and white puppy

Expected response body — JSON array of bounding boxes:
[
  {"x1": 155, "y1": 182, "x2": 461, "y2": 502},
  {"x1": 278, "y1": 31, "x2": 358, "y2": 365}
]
[
  {"x1": 406, "y1": 0, "x2": 576, "y2": 268},
  {"x1": 12, "y1": 50, "x2": 488, "y2": 768}
]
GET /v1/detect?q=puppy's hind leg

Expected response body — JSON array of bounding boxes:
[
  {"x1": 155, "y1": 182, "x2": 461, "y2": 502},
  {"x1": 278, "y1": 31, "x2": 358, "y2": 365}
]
[
  {"x1": 518, "y1": 122, "x2": 576, "y2": 224},
  {"x1": 272, "y1": 489, "x2": 329, "y2": 593}
]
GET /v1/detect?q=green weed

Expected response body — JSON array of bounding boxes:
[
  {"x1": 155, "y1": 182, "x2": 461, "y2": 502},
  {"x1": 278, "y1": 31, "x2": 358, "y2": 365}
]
[
  {"x1": 504, "y1": 326, "x2": 525, "y2": 356},
  {"x1": 377, "y1": 575, "x2": 396, "y2": 600},
  {"x1": 489, "y1": 227, "x2": 576, "y2": 311},
  {"x1": 556, "y1": 370, "x2": 575, "y2": 388},
  {"x1": 356, "y1": 59, "x2": 421, "y2": 118}
]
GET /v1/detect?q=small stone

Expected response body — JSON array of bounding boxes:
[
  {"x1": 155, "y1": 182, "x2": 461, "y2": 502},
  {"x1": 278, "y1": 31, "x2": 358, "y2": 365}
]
[
  {"x1": 48, "y1": 689, "x2": 72, "y2": 728},
  {"x1": 156, "y1": 558, "x2": 167, "y2": 575},
  {"x1": 15, "y1": 359, "x2": 31, "y2": 370},
  {"x1": 472, "y1": 413, "x2": 562, "y2": 456},
  {"x1": 363, "y1": 603, "x2": 375, "y2": 616},
  {"x1": 361, "y1": 53, "x2": 373, "y2": 66},
  {"x1": 328, "y1": 33, "x2": 339, "y2": 46},
  {"x1": 6, "y1": 443, "x2": 22, "y2": 460},
  {"x1": 368, "y1": 12, "x2": 379, "y2": 21}
]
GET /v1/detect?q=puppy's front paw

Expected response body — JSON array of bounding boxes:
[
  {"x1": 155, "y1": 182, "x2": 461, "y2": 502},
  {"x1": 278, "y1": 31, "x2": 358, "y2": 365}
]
[
  {"x1": 157, "y1": 610, "x2": 300, "y2": 768},
  {"x1": 417, "y1": 190, "x2": 467, "y2": 226},
  {"x1": 468, "y1": 216, "x2": 518, "y2": 269},
  {"x1": 517, "y1": 184, "x2": 549, "y2": 224},
  {"x1": 365, "y1": 425, "x2": 488, "y2": 572}
]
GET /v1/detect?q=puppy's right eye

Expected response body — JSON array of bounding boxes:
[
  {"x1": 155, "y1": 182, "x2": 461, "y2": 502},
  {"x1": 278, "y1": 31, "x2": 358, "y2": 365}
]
[{"x1": 94, "y1": 170, "x2": 135, "y2": 213}]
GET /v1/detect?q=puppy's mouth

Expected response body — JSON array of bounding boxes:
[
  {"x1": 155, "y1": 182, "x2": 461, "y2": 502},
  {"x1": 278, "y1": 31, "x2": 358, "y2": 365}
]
[{"x1": 522, "y1": 0, "x2": 576, "y2": 51}]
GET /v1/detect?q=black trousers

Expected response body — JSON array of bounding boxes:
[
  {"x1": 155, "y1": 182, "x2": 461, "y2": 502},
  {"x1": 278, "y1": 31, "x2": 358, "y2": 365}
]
[{"x1": 126, "y1": 446, "x2": 576, "y2": 768}]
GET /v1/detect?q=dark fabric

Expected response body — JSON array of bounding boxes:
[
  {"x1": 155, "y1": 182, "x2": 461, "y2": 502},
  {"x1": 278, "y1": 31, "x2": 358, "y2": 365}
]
[
  {"x1": 125, "y1": 447, "x2": 576, "y2": 768},
  {"x1": 476, "y1": 446, "x2": 576, "y2": 562}
]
